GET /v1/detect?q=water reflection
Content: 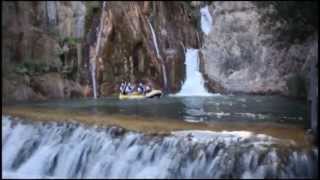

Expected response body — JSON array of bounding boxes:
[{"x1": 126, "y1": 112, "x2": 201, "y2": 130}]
[
  {"x1": 12, "y1": 95, "x2": 307, "y2": 125},
  {"x1": 181, "y1": 97, "x2": 207, "y2": 122}
]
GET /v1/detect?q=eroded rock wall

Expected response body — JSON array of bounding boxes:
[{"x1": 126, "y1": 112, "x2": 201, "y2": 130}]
[
  {"x1": 2, "y1": 1, "x2": 87, "y2": 102},
  {"x1": 88, "y1": 2, "x2": 199, "y2": 95},
  {"x1": 200, "y1": 2, "x2": 318, "y2": 97}
]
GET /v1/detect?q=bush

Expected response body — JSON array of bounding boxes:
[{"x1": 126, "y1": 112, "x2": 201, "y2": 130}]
[
  {"x1": 63, "y1": 37, "x2": 81, "y2": 46},
  {"x1": 15, "y1": 61, "x2": 51, "y2": 75}
]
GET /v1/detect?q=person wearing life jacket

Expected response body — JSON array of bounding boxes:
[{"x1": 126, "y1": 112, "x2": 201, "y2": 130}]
[
  {"x1": 119, "y1": 81, "x2": 126, "y2": 94},
  {"x1": 125, "y1": 82, "x2": 134, "y2": 94},
  {"x1": 137, "y1": 82, "x2": 145, "y2": 95},
  {"x1": 144, "y1": 84, "x2": 152, "y2": 94}
]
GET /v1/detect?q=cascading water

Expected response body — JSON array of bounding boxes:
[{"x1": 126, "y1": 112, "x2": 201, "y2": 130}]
[
  {"x1": 46, "y1": 1, "x2": 57, "y2": 26},
  {"x1": 176, "y1": 49, "x2": 212, "y2": 96},
  {"x1": 90, "y1": 1, "x2": 107, "y2": 99},
  {"x1": 147, "y1": 20, "x2": 160, "y2": 59},
  {"x1": 2, "y1": 116, "x2": 318, "y2": 178},
  {"x1": 175, "y1": 5, "x2": 214, "y2": 96},
  {"x1": 200, "y1": 5, "x2": 213, "y2": 35},
  {"x1": 147, "y1": 19, "x2": 168, "y2": 91},
  {"x1": 90, "y1": 60, "x2": 97, "y2": 99}
]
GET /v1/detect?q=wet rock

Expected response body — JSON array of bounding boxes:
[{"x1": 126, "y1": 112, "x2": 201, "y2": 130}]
[
  {"x1": 30, "y1": 73, "x2": 65, "y2": 99},
  {"x1": 109, "y1": 126, "x2": 126, "y2": 137},
  {"x1": 63, "y1": 79, "x2": 85, "y2": 98},
  {"x1": 2, "y1": 76, "x2": 45, "y2": 102}
]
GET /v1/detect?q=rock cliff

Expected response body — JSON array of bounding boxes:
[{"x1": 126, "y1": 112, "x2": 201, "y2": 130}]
[
  {"x1": 87, "y1": 2, "x2": 199, "y2": 95},
  {"x1": 2, "y1": 1, "x2": 317, "y2": 101},
  {"x1": 2, "y1": 1, "x2": 200, "y2": 101},
  {"x1": 2, "y1": 1, "x2": 87, "y2": 102},
  {"x1": 200, "y1": 1, "x2": 318, "y2": 97}
]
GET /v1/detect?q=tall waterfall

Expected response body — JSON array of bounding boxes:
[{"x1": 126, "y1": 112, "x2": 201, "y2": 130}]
[
  {"x1": 90, "y1": 1, "x2": 106, "y2": 99},
  {"x1": 176, "y1": 49, "x2": 211, "y2": 96},
  {"x1": 2, "y1": 116, "x2": 318, "y2": 178},
  {"x1": 147, "y1": 20, "x2": 160, "y2": 59},
  {"x1": 90, "y1": 59, "x2": 97, "y2": 99},
  {"x1": 147, "y1": 19, "x2": 168, "y2": 91},
  {"x1": 175, "y1": 5, "x2": 215, "y2": 96}
]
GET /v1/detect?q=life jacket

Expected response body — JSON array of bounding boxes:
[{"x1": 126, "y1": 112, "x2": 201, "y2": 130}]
[
  {"x1": 137, "y1": 83, "x2": 144, "y2": 94},
  {"x1": 125, "y1": 83, "x2": 132, "y2": 93}
]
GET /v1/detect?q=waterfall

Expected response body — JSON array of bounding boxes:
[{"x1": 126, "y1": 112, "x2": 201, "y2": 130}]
[
  {"x1": 176, "y1": 49, "x2": 211, "y2": 96},
  {"x1": 200, "y1": 6, "x2": 213, "y2": 35},
  {"x1": 147, "y1": 19, "x2": 160, "y2": 59},
  {"x1": 46, "y1": 1, "x2": 57, "y2": 26},
  {"x1": 147, "y1": 19, "x2": 168, "y2": 91},
  {"x1": 90, "y1": 60, "x2": 97, "y2": 99},
  {"x1": 175, "y1": 5, "x2": 215, "y2": 96},
  {"x1": 90, "y1": 1, "x2": 107, "y2": 99},
  {"x1": 2, "y1": 116, "x2": 318, "y2": 178},
  {"x1": 73, "y1": 2, "x2": 86, "y2": 38}
]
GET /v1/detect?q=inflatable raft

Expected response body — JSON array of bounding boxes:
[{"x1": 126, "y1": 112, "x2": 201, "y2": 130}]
[{"x1": 119, "y1": 90, "x2": 162, "y2": 100}]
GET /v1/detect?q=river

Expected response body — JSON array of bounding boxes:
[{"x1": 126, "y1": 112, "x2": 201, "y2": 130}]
[
  {"x1": 2, "y1": 4, "x2": 317, "y2": 178},
  {"x1": 2, "y1": 94, "x2": 317, "y2": 178}
]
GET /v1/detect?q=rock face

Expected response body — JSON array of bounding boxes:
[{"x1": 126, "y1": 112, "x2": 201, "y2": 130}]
[
  {"x1": 2, "y1": 1, "x2": 200, "y2": 101},
  {"x1": 87, "y1": 2, "x2": 200, "y2": 95},
  {"x1": 2, "y1": 1, "x2": 87, "y2": 102},
  {"x1": 200, "y1": 2, "x2": 318, "y2": 97},
  {"x1": 3, "y1": 1, "x2": 316, "y2": 101}
]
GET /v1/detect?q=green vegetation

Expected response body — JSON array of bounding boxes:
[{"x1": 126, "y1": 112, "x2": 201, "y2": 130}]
[
  {"x1": 59, "y1": 37, "x2": 81, "y2": 47},
  {"x1": 15, "y1": 61, "x2": 51, "y2": 75},
  {"x1": 254, "y1": 1, "x2": 318, "y2": 44}
]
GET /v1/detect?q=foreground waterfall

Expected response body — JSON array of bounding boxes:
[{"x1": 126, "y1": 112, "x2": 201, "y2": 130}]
[
  {"x1": 176, "y1": 49, "x2": 212, "y2": 96},
  {"x1": 2, "y1": 116, "x2": 318, "y2": 178},
  {"x1": 147, "y1": 19, "x2": 168, "y2": 91}
]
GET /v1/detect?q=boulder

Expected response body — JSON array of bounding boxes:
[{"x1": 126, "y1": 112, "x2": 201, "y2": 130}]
[{"x1": 30, "y1": 73, "x2": 65, "y2": 99}]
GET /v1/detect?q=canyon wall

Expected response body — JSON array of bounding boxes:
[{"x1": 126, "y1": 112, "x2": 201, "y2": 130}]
[
  {"x1": 2, "y1": 1, "x2": 87, "y2": 102},
  {"x1": 2, "y1": 1, "x2": 200, "y2": 101},
  {"x1": 2, "y1": 1, "x2": 317, "y2": 101},
  {"x1": 200, "y1": 1, "x2": 318, "y2": 97},
  {"x1": 88, "y1": 2, "x2": 199, "y2": 95}
]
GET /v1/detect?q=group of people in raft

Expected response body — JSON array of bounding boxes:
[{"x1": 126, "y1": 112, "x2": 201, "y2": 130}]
[{"x1": 119, "y1": 81, "x2": 152, "y2": 95}]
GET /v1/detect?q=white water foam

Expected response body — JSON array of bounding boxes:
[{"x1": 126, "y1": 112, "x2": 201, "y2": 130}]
[
  {"x1": 175, "y1": 49, "x2": 212, "y2": 96},
  {"x1": 2, "y1": 116, "x2": 318, "y2": 178}
]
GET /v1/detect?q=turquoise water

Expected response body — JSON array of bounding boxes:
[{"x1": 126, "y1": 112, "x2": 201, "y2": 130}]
[{"x1": 9, "y1": 95, "x2": 307, "y2": 125}]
